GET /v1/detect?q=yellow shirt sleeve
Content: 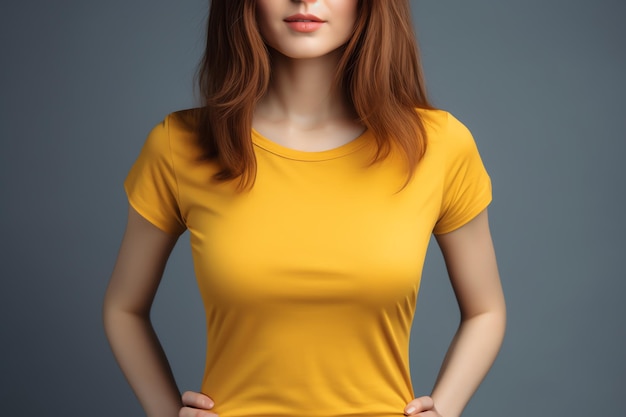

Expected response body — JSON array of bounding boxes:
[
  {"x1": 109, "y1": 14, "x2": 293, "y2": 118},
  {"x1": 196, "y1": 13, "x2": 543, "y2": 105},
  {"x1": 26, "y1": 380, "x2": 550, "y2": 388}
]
[
  {"x1": 433, "y1": 112, "x2": 492, "y2": 234},
  {"x1": 124, "y1": 115, "x2": 187, "y2": 235}
]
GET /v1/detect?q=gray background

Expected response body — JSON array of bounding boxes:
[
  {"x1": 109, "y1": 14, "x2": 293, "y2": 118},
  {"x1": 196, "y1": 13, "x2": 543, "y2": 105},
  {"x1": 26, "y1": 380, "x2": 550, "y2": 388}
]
[{"x1": 1, "y1": 1, "x2": 624, "y2": 416}]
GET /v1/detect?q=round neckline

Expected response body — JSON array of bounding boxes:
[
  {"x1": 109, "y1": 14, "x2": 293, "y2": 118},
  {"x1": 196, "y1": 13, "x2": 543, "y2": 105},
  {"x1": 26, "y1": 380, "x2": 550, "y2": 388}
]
[{"x1": 251, "y1": 128, "x2": 371, "y2": 162}]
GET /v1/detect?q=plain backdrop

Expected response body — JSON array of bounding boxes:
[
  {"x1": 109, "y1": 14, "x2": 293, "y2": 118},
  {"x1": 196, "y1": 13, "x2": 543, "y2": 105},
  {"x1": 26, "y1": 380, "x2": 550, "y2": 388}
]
[{"x1": 1, "y1": 1, "x2": 624, "y2": 416}]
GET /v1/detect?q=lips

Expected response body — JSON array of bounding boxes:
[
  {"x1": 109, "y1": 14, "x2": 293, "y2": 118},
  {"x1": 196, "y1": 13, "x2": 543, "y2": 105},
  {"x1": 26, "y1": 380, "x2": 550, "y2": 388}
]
[
  {"x1": 284, "y1": 14, "x2": 325, "y2": 23},
  {"x1": 283, "y1": 13, "x2": 326, "y2": 33}
]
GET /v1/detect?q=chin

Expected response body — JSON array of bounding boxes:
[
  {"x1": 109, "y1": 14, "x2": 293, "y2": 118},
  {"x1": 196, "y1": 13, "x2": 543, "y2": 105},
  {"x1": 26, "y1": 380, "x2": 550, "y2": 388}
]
[{"x1": 269, "y1": 44, "x2": 345, "y2": 61}]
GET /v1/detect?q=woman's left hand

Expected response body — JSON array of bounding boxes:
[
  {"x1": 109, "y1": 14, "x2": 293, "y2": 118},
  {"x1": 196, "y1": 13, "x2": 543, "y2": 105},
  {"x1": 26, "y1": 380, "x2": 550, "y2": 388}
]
[
  {"x1": 179, "y1": 391, "x2": 217, "y2": 417},
  {"x1": 404, "y1": 396, "x2": 442, "y2": 416}
]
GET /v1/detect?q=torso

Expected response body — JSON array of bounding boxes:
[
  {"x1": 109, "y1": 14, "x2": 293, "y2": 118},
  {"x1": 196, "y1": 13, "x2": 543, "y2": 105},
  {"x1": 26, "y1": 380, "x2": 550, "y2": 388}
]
[{"x1": 124, "y1": 107, "x2": 492, "y2": 417}]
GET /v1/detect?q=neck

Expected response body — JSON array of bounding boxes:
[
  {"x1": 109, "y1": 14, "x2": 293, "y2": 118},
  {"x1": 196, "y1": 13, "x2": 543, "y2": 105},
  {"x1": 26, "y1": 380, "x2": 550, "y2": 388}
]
[{"x1": 255, "y1": 49, "x2": 356, "y2": 128}]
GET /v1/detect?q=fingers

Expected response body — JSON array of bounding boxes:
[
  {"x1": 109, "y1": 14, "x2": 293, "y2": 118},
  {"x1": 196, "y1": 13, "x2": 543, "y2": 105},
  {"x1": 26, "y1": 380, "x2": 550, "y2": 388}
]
[
  {"x1": 182, "y1": 391, "x2": 215, "y2": 409},
  {"x1": 404, "y1": 396, "x2": 436, "y2": 416},
  {"x1": 179, "y1": 391, "x2": 217, "y2": 417}
]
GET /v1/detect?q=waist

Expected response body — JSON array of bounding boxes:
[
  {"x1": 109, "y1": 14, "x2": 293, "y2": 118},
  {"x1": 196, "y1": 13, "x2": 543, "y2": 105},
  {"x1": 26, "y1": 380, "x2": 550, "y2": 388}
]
[{"x1": 201, "y1": 379, "x2": 413, "y2": 417}]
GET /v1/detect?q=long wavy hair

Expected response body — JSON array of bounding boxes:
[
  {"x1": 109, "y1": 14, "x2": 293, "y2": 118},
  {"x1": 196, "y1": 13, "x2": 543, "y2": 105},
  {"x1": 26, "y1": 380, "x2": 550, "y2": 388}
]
[{"x1": 195, "y1": 0, "x2": 434, "y2": 189}]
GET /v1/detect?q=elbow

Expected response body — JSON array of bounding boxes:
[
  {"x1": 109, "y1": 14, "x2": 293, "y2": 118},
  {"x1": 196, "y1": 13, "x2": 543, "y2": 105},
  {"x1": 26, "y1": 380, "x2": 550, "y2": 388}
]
[
  {"x1": 460, "y1": 303, "x2": 507, "y2": 338},
  {"x1": 102, "y1": 291, "x2": 150, "y2": 338}
]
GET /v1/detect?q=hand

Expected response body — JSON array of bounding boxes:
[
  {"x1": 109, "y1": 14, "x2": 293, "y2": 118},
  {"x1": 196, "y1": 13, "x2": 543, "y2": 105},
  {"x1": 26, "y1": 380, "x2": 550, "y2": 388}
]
[
  {"x1": 179, "y1": 391, "x2": 217, "y2": 417},
  {"x1": 404, "y1": 396, "x2": 443, "y2": 416}
]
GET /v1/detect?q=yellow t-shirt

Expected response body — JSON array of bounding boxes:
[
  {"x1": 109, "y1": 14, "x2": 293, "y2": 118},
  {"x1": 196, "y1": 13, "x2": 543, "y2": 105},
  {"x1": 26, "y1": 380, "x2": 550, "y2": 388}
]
[{"x1": 125, "y1": 108, "x2": 492, "y2": 417}]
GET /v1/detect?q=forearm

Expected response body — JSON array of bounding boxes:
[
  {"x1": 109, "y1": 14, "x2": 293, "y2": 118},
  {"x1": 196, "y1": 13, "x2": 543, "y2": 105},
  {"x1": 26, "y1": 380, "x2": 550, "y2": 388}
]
[
  {"x1": 430, "y1": 310, "x2": 506, "y2": 417},
  {"x1": 103, "y1": 308, "x2": 182, "y2": 417}
]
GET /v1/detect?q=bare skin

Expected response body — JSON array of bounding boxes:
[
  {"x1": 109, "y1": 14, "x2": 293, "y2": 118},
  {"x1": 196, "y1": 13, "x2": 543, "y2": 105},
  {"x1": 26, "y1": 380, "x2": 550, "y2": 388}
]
[
  {"x1": 103, "y1": 206, "x2": 182, "y2": 417},
  {"x1": 252, "y1": 48, "x2": 365, "y2": 152},
  {"x1": 252, "y1": 0, "x2": 364, "y2": 151}
]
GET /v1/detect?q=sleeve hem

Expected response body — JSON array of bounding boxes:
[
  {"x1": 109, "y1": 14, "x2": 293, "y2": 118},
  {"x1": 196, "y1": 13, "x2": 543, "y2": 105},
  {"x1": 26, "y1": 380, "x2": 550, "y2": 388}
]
[
  {"x1": 124, "y1": 183, "x2": 186, "y2": 236},
  {"x1": 165, "y1": 114, "x2": 186, "y2": 225},
  {"x1": 432, "y1": 194, "x2": 492, "y2": 235}
]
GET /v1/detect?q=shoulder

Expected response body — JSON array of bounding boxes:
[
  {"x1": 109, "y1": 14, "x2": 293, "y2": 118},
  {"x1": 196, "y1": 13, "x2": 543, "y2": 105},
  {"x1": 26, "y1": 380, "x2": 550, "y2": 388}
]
[
  {"x1": 144, "y1": 108, "x2": 203, "y2": 160},
  {"x1": 169, "y1": 107, "x2": 201, "y2": 133},
  {"x1": 416, "y1": 108, "x2": 480, "y2": 161},
  {"x1": 416, "y1": 108, "x2": 474, "y2": 145},
  {"x1": 165, "y1": 107, "x2": 202, "y2": 143}
]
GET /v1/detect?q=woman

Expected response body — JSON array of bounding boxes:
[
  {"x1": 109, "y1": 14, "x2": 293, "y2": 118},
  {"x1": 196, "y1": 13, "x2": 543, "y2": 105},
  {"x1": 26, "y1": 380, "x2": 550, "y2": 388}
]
[{"x1": 103, "y1": 1, "x2": 506, "y2": 417}]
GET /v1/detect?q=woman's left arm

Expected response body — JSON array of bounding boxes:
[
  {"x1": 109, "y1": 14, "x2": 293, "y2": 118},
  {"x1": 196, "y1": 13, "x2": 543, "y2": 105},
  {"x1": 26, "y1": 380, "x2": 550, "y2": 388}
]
[{"x1": 405, "y1": 208, "x2": 506, "y2": 417}]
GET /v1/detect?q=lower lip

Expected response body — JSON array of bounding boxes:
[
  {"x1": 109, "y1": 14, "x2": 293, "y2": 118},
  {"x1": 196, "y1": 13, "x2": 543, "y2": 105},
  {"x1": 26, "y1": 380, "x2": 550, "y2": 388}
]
[{"x1": 285, "y1": 21, "x2": 324, "y2": 33}]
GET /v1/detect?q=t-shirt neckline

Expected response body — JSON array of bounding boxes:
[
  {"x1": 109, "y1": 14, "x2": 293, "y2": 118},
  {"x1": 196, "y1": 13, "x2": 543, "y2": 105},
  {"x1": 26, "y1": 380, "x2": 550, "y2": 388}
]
[{"x1": 251, "y1": 128, "x2": 371, "y2": 162}]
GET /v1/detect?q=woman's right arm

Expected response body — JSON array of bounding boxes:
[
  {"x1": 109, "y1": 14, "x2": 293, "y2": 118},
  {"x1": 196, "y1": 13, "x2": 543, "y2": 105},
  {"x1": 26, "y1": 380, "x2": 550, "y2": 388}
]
[{"x1": 103, "y1": 205, "x2": 187, "y2": 417}]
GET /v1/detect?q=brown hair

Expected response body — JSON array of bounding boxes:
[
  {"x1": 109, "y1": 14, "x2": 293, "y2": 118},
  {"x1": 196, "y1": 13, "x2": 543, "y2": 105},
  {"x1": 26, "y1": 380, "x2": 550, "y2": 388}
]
[{"x1": 195, "y1": 0, "x2": 433, "y2": 189}]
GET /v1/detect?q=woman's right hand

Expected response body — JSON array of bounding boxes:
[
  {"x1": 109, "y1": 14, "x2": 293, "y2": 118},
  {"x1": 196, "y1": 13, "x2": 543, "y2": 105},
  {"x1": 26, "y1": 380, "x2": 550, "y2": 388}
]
[{"x1": 179, "y1": 391, "x2": 217, "y2": 417}]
